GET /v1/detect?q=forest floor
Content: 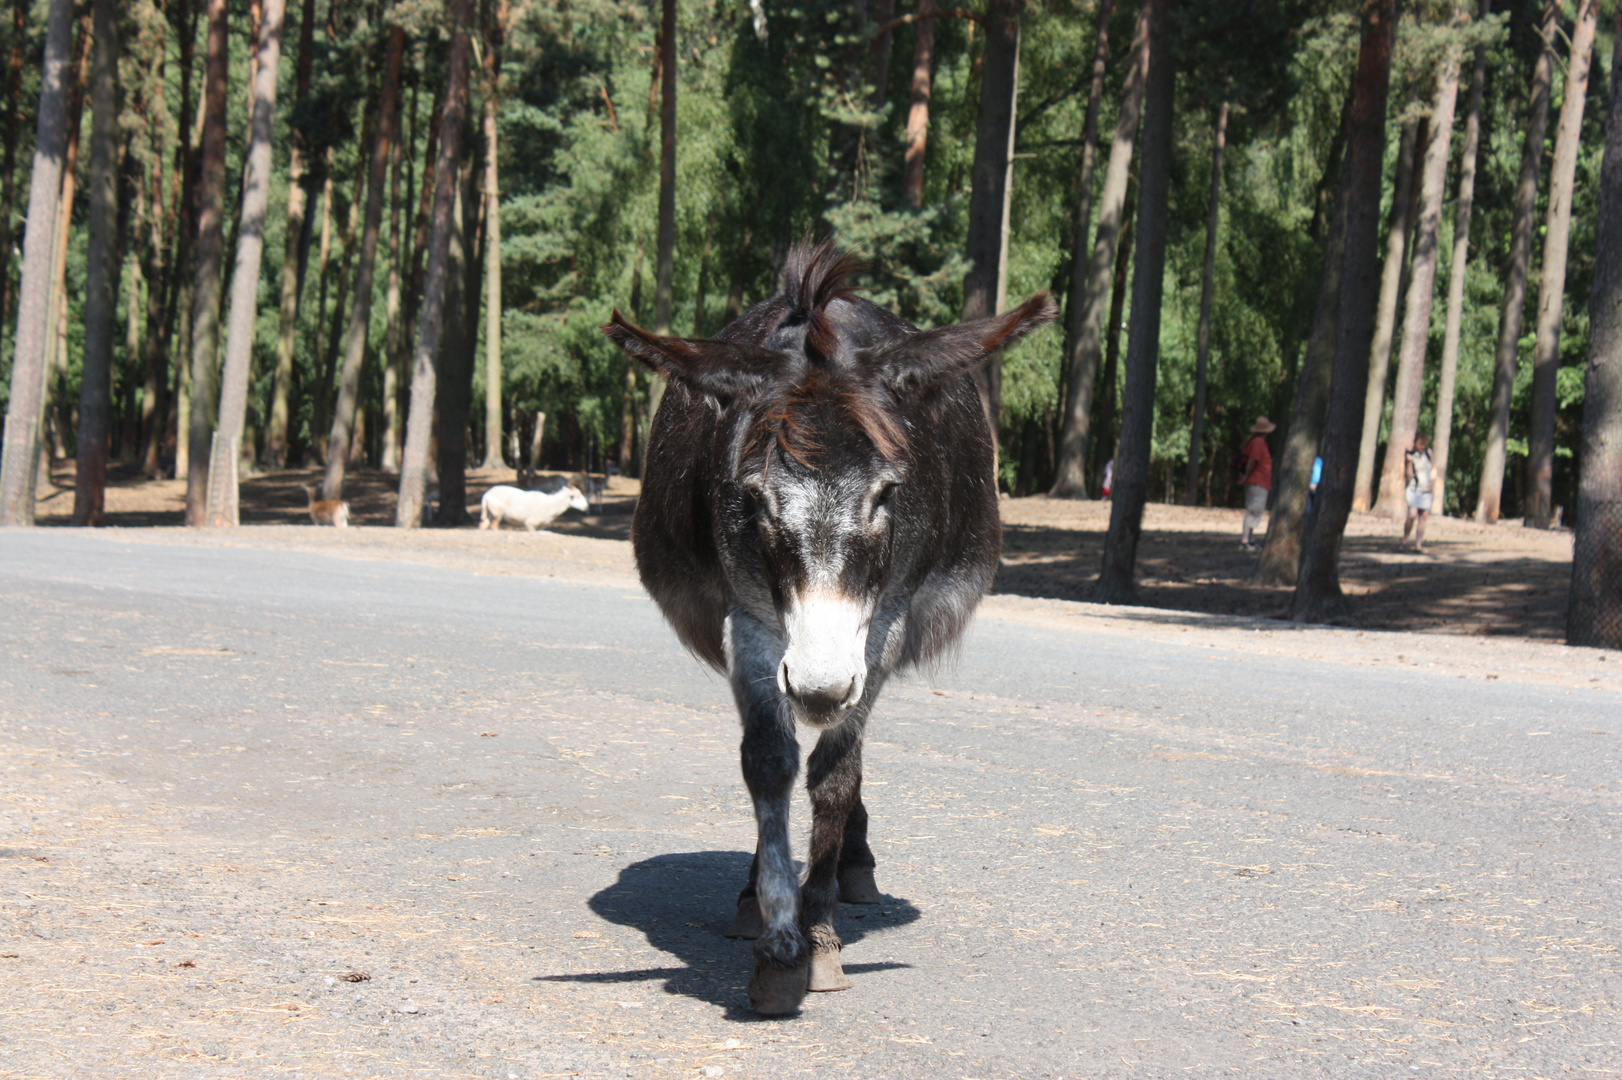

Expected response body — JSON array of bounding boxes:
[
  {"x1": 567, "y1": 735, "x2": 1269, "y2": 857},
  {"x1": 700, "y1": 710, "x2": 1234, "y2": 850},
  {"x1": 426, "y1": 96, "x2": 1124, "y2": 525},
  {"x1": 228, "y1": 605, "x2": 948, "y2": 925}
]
[{"x1": 31, "y1": 456, "x2": 1577, "y2": 644}]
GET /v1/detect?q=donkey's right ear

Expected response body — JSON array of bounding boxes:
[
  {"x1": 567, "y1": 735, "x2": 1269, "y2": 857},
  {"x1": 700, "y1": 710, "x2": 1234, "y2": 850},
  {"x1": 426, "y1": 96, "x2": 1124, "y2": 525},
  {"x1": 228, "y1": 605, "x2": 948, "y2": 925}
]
[{"x1": 602, "y1": 311, "x2": 781, "y2": 400}]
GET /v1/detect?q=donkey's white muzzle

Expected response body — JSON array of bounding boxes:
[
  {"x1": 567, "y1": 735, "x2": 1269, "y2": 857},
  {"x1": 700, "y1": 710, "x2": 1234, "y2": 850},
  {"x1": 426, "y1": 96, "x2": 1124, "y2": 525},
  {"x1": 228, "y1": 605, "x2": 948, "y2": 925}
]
[{"x1": 778, "y1": 590, "x2": 870, "y2": 727}]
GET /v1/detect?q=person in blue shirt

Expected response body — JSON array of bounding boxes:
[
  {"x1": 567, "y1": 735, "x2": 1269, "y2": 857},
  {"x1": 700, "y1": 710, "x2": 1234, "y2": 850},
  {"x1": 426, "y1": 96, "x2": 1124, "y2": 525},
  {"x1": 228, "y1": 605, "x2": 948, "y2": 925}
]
[{"x1": 1306, "y1": 455, "x2": 1323, "y2": 518}]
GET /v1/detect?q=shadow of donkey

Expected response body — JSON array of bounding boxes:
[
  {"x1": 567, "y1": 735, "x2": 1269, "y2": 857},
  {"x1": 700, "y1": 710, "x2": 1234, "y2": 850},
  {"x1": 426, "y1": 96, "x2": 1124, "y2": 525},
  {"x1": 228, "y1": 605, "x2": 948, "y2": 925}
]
[{"x1": 536, "y1": 850, "x2": 921, "y2": 1020}]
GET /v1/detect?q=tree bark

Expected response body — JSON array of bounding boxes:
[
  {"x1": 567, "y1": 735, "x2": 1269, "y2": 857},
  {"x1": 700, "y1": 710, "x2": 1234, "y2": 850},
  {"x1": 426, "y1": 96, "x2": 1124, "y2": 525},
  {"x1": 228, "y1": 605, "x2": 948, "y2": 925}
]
[
  {"x1": 1253, "y1": 89, "x2": 1355, "y2": 587},
  {"x1": 654, "y1": 0, "x2": 676, "y2": 334},
  {"x1": 72, "y1": 0, "x2": 120, "y2": 527},
  {"x1": 1055, "y1": 0, "x2": 1114, "y2": 469},
  {"x1": 397, "y1": 0, "x2": 476, "y2": 528},
  {"x1": 1185, "y1": 86, "x2": 1228, "y2": 505},
  {"x1": 1475, "y1": 0, "x2": 1558, "y2": 523},
  {"x1": 1432, "y1": 0, "x2": 1489, "y2": 515},
  {"x1": 264, "y1": 0, "x2": 318, "y2": 467},
  {"x1": 479, "y1": 0, "x2": 509, "y2": 470},
  {"x1": 1290, "y1": 0, "x2": 1396, "y2": 621},
  {"x1": 1373, "y1": 43, "x2": 1462, "y2": 521},
  {"x1": 183, "y1": 0, "x2": 230, "y2": 526},
  {"x1": 39, "y1": 17, "x2": 91, "y2": 470},
  {"x1": 315, "y1": 134, "x2": 367, "y2": 464},
  {"x1": 433, "y1": 170, "x2": 479, "y2": 526},
  {"x1": 0, "y1": 0, "x2": 72, "y2": 526},
  {"x1": 169, "y1": 0, "x2": 201, "y2": 481},
  {"x1": 960, "y1": 0, "x2": 1022, "y2": 434},
  {"x1": 321, "y1": 24, "x2": 404, "y2": 501},
  {"x1": 1568, "y1": 7, "x2": 1622, "y2": 649},
  {"x1": 1093, "y1": 0, "x2": 1173, "y2": 605},
  {"x1": 202, "y1": 0, "x2": 284, "y2": 526},
  {"x1": 0, "y1": 0, "x2": 29, "y2": 329},
  {"x1": 1051, "y1": 0, "x2": 1150, "y2": 497},
  {"x1": 1525, "y1": 0, "x2": 1598, "y2": 529},
  {"x1": 382, "y1": 75, "x2": 408, "y2": 473},
  {"x1": 1350, "y1": 116, "x2": 1419, "y2": 512},
  {"x1": 902, "y1": 0, "x2": 936, "y2": 208},
  {"x1": 1091, "y1": 195, "x2": 1132, "y2": 487}
]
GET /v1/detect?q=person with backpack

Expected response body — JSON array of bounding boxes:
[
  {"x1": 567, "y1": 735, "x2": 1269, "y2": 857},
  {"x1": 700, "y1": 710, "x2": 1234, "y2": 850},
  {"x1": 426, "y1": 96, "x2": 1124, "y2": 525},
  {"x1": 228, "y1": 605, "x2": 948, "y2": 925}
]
[
  {"x1": 1236, "y1": 417, "x2": 1275, "y2": 551},
  {"x1": 1403, "y1": 432, "x2": 1437, "y2": 554}
]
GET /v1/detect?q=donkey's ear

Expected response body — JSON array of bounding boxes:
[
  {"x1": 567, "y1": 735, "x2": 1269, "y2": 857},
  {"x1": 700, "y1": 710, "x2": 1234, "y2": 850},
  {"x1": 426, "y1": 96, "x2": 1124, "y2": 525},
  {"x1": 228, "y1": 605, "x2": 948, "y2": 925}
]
[
  {"x1": 867, "y1": 292, "x2": 1059, "y2": 394},
  {"x1": 601, "y1": 310, "x2": 781, "y2": 400}
]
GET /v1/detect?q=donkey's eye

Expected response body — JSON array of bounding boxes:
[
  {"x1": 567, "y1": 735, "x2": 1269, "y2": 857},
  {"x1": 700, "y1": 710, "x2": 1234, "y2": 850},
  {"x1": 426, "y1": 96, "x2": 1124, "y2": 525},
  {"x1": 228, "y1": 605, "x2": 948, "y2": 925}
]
[{"x1": 872, "y1": 482, "x2": 899, "y2": 516}]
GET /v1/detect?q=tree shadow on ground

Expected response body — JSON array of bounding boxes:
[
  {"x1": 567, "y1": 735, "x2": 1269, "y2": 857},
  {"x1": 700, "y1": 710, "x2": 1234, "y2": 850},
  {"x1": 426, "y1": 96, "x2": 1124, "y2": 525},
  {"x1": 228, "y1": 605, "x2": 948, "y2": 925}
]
[
  {"x1": 535, "y1": 850, "x2": 920, "y2": 1019},
  {"x1": 994, "y1": 523, "x2": 1571, "y2": 639}
]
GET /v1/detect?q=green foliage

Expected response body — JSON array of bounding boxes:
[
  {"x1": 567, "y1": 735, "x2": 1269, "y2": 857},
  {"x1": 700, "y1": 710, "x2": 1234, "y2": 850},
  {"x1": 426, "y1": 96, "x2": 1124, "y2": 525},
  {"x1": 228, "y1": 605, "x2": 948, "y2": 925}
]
[{"x1": 0, "y1": 0, "x2": 1602, "y2": 510}]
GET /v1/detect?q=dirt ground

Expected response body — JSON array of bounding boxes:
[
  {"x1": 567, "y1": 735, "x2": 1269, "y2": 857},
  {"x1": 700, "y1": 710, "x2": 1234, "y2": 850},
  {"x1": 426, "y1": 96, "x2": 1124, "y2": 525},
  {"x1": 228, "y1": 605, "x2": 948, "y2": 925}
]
[{"x1": 32, "y1": 457, "x2": 1577, "y2": 643}]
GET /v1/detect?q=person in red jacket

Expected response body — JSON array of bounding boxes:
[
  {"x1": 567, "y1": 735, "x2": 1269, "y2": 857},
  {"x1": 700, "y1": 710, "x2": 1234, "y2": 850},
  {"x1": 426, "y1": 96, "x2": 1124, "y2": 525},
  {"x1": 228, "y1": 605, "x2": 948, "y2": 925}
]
[{"x1": 1237, "y1": 416, "x2": 1275, "y2": 551}]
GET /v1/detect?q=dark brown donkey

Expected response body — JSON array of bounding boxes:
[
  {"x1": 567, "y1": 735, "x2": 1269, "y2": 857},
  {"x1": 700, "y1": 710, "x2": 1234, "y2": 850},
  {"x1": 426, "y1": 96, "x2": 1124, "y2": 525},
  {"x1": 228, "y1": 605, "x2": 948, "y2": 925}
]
[{"x1": 603, "y1": 242, "x2": 1056, "y2": 1015}]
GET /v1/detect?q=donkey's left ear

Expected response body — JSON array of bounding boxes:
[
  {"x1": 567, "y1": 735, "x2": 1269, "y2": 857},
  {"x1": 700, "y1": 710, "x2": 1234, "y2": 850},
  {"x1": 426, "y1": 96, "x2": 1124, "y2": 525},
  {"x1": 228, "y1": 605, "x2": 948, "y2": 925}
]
[
  {"x1": 866, "y1": 292, "x2": 1059, "y2": 395},
  {"x1": 602, "y1": 310, "x2": 781, "y2": 400}
]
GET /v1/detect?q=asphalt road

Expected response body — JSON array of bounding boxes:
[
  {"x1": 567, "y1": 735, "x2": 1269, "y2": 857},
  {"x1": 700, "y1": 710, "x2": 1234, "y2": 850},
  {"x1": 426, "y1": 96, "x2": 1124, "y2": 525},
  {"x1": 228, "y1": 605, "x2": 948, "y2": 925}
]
[{"x1": 0, "y1": 530, "x2": 1617, "y2": 1079}]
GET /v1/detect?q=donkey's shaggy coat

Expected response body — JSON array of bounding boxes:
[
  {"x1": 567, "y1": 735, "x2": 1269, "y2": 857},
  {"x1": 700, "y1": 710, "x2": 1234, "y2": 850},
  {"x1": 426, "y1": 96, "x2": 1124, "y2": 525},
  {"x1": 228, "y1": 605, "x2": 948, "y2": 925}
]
[{"x1": 604, "y1": 241, "x2": 1056, "y2": 1014}]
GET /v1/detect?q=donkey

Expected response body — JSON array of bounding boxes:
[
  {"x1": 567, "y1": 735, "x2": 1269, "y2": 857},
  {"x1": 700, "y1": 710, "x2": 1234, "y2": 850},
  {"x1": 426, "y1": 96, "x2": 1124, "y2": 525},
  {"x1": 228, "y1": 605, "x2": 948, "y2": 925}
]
[{"x1": 603, "y1": 242, "x2": 1055, "y2": 1015}]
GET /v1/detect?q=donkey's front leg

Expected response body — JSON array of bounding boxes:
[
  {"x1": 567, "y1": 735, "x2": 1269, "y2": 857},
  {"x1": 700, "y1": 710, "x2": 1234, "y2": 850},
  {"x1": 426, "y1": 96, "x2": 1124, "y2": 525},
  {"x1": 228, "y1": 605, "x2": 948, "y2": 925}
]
[
  {"x1": 803, "y1": 722, "x2": 864, "y2": 992},
  {"x1": 729, "y1": 611, "x2": 810, "y2": 1015}
]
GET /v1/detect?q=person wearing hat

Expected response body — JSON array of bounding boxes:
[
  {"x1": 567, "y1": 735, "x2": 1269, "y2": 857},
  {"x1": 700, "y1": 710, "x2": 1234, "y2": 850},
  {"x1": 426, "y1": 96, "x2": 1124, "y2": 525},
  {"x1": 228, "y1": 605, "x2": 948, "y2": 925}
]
[{"x1": 1237, "y1": 416, "x2": 1276, "y2": 551}]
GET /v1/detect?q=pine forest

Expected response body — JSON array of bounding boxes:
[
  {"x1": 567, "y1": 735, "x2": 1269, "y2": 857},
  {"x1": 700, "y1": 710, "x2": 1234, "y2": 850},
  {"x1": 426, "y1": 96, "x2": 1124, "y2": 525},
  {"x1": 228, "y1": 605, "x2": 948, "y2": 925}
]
[{"x1": 0, "y1": 0, "x2": 1618, "y2": 644}]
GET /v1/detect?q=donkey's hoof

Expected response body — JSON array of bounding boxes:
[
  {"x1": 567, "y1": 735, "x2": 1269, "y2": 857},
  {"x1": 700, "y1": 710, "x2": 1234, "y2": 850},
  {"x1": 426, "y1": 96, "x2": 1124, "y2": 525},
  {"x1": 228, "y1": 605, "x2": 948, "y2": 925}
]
[
  {"x1": 748, "y1": 959, "x2": 810, "y2": 1015},
  {"x1": 808, "y1": 947, "x2": 852, "y2": 992},
  {"x1": 837, "y1": 865, "x2": 882, "y2": 905},
  {"x1": 725, "y1": 897, "x2": 765, "y2": 940}
]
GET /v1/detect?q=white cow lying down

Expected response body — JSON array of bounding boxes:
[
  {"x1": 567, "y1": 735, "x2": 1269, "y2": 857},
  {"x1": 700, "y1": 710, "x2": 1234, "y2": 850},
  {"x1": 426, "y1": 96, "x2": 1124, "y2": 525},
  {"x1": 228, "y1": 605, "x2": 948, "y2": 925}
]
[{"x1": 479, "y1": 484, "x2": 588, "y2": 531}]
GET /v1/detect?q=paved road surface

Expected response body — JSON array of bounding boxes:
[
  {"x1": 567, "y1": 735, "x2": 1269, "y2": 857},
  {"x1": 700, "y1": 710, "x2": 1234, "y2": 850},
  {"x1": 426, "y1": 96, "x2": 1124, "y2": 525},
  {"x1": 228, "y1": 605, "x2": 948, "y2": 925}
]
[{"x1": 0, "y1": 530, "x2": 1617, "y2": 1079}]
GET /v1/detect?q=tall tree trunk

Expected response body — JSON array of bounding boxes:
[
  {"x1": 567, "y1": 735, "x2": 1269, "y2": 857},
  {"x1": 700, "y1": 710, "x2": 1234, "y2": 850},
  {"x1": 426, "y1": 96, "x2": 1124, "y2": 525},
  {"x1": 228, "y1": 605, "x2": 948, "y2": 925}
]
[
  {"x1": 139, "y1": 104, "x2": 171, "y2": 479},
  {"x1": 315, "y1": 135, "x2": 367, "y2": 464},
  {"x1": 1568, "y1": 7, "x2": 1622, "y2": 649},
  {"x1": 183, "y1": 0, "x2": 230, "y2": 526},
  {"x1": 203, "y1": 0, "x2": 284, "y2": 526},
  {"x1": 434, "y1": 169, "x2": 478, "y2": 525},
  {"x1": 1373, "y1": 44, "x2": 1462, "y2": 521},
  {"x1": 1254, "y1": 89, "x2": 1354, "y2": 586},
  {"x1": 901, "y1": 0, "x2": 936, "y2": 208},
  {"x1": 1476, "y1": 0, "x2": 1558, "y2": 523},
  {"x1": 402, "y1": 85, "x2": 444, "y2": 414},
  {"x1": 1093, "y1": 0, "x2": 1173, "y2": 605},
  {"x1": 0, "y1": 0, "x2": 28, "y2": 329},
  {"x1": 40, "y1": 16, "x2": 91, "y2": 469},
  {"x1": 72, "y1": 0, "x2": 120, "y2": 527},
  {"x1": 1432, "y1": 1, "x2": 1489, "y2": 515},
  {"x1": 397, "y1": 0, "x2": 475, "y2": 528},
  {"x1": 960, "y1": 0, "x2": 1022, "y2": 435},
  {"x1": 265, "y1": 0, "x2": 318, "y2": 467},
  {"x1": 382, "y1": 76, "x2": 408, "y2": 473},
  {"x1": 1056, "y1": 0, "x2": 1114, "y2": 457},
  {"x1": 1525, "y1": 0, "x2": 1598, "y2": 529},
  {"x1": 1051, "y1": 0, "x2": 1149, "y2": 497},
  {"x1": 1351, "y1": 115, "x2": 1420, "y2": 512},
  {"x1": 1090, "y1": 196, "x2": 1132, "y2": 487},
  {"x1": 1185, "y1": 85, "x2": 1228, "y2": 505},
  {"x1": 0, "y1": 0, "x2": 72, "y2": 526},
  {"x1": 619, "y1": 243, "x2": 644, "y2": 473},
  {"x1": 479, "y1": 0, "x2": 508, "y2": 470},
  {"x1": 642, "y1": 0, "x2": 677, "y2": 441},
  {"x1": 321, "y1": 24, "x2": 404, "y2": 501},
  {"x1": 654, "y1": 0, "x2": 676, "y2": 335},
  {"x1": 1290, "y1": 0, "x2": 1396, "y2": 622},
  {"x1": 169, "y1": 0, "x2": 201, "y2": 481}
]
